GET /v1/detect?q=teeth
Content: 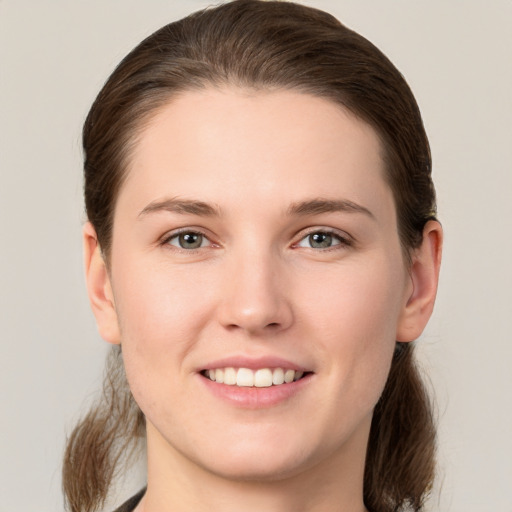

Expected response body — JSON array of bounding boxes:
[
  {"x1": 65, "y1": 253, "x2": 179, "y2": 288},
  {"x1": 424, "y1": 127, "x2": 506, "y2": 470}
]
[
  {"x1": 215, "y1": 368, "x2": 224, "y2": 384},
  {"x1": 204, "y1": 367, "x2": 306, "y2": 387},
  {"x1": 254, "y1": 369, "x2": 273, "y2": 388},
  {"x1": 272, "y1": 367, "x2": 284, "y2": 385},
  {"x1": 236, "y1": 368, "x2": 254, "y2": 387},
  {"x1": 224, "y1": 367, "x2": 236, "y2": 385},
  {"x1": 284, "y1": 369, "x2": 295, "y2": 383}
]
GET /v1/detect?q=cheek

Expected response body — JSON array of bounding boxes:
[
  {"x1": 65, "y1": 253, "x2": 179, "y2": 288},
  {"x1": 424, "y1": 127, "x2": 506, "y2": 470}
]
[
  {"x1": 297, "y1": 255, "x2": 405, "y2": 399},
  {"x1": 110, "y1": 260, "x2": 216, "y2": 397},
  {"x1": 113, "y1": 257, "x2": 214, "y2": 341},
  {"x1": 299, "y1": 254, "x2": 405, "y2": 341}
]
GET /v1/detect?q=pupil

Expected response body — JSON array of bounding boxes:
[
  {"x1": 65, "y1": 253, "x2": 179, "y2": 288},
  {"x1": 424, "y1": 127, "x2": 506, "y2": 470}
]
[
  {"x1": 180, "y1": 233, "x2": 202, "y2": 248},
  {"x1": 310, "y1": 232, "x2": 331, "y2": 248}
]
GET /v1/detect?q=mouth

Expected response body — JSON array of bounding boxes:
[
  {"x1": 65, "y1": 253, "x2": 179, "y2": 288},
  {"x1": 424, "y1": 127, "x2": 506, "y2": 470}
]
[{"x1": 200, "y1": 367, "x2": 311, "y2": 388}]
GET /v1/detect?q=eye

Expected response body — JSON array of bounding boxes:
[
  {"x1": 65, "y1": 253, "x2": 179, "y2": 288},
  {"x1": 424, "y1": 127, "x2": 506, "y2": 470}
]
[
  {"x1": 166, "y1": 231, "x2": 210, "y2": 250},
  {"x1": 296, "y1": 230, "x2": 349, "y2": 249}
]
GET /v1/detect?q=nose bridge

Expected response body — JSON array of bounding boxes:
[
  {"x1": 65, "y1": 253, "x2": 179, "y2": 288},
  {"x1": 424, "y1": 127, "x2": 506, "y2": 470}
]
[{"x1": 218, "y1": 242, "x2": 292, "y2": 334}]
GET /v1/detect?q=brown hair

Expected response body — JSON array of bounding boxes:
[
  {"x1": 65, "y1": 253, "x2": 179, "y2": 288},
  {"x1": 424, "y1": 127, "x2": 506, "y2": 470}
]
[{"x1": 64, "y1": 1, "x2": 437, "y2": 511}]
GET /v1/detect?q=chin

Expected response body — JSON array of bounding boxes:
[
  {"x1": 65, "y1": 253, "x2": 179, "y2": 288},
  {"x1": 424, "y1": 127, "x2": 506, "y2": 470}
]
[
  {"x1": 185, "y1": 426, "x2": 336, "y2": 483},
  {"x1": 199, "y1": 449, "x2": 313, "y2": 483}
]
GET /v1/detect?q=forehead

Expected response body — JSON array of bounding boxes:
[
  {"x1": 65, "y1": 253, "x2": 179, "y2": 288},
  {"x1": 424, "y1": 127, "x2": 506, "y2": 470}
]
[{"x1": 120, "y1": 87, "x2": 392, "y2": 219}]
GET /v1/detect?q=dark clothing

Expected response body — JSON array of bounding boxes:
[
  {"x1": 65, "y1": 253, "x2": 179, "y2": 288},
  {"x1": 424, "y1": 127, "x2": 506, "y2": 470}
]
[{"x1": 112, "y1": 488, "x2": 146, "y2": 512}]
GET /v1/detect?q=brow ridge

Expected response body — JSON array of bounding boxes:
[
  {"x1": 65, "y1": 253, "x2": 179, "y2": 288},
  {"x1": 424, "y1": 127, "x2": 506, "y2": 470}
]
[
  {"x1": 138, "y1": 198, "x2": 221, "y2": 218},
  {"x1": 287, "y1": 198, "x2": 374, "y2": 218},
  {"x1": 138, "y1": 196, "x2": 373, "y2": 220}
]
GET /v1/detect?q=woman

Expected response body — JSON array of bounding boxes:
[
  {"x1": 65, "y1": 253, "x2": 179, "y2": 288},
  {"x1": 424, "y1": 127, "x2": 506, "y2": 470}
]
[{"x1": 63, "y1": 1, "x2": 442, "y2": 511}]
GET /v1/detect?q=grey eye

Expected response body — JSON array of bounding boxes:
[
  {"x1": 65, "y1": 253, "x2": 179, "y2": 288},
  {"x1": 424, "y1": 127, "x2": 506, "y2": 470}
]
[
  {"x1": 296, "y1": 231, "x2": 344, "y2": 249},
  {"x1": 309, "y1": 232, "x2": 333, "y2": 248},
  {"x1": 169, "y1": 232, "x2": 207, "y2": 249}
]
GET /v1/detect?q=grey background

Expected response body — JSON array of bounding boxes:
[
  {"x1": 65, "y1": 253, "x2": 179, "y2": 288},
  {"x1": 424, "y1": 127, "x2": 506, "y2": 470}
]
[{"x1": 1, "y1": 1, "x2": 511, "y2": 510}]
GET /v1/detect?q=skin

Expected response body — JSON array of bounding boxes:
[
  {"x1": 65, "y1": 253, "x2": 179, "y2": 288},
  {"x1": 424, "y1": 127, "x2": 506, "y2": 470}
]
[{"x1": 84, "y1": 88, "x2": 442, "y2": 512}]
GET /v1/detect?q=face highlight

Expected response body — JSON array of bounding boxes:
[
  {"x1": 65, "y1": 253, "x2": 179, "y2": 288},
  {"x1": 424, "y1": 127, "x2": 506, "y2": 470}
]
[{"x1": 103, "y1": 88, "x2": 413, "y2": 482}]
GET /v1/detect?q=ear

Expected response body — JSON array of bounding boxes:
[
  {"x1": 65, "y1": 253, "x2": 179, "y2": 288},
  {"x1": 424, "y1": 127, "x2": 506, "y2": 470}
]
[
  {"x1": 396, "y1": 220, "x2": 443, "y2": 342},
  {"x1": 83, "y1": 222, "x2": 121, "y2": 344}
]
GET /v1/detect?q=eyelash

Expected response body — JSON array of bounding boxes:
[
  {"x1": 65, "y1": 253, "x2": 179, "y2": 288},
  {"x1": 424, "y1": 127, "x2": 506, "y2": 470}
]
[
  {"x1": 160, "y1": 228, "x2": 353, "y2": 253},
  {"x1": 293, "y1": 229, "x2": 353, "y2": 251},
  {"x1": 160, "y1": 229, "x2": 214, "y2": 252}
]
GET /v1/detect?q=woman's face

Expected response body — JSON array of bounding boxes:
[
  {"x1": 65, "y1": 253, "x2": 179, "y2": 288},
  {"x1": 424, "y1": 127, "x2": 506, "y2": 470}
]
[{"x1": 104, "y1": 88, "x2": 415, "y2": 480}]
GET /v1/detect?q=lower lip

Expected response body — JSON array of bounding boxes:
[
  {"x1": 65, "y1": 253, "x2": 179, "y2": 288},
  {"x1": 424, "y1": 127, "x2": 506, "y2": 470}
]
[{"x1": 199, "y1": 373, "x2": 313, "y2": 409}]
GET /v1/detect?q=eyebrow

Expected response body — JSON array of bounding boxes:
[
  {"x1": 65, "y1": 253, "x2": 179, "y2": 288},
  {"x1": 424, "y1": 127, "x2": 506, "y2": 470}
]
[
  {"x1": 138, "y1": 198, "x2": 221, "y2": 218},
  {"x1": 287, "y1": 198, "x2": 375, "y2": 219},
  {"x1": 138, "y1": 196, "x2": 374, "y2": 220}
]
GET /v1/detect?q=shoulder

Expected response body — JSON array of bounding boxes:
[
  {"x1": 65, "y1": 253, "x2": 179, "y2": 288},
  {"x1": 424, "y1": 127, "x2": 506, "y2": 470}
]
[{"x1": 112, "y1": 488, "x2": 146, "y2": 512}]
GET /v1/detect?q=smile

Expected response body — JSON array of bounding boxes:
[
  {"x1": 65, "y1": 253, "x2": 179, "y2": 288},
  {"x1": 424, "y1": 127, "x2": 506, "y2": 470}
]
[{"x1": 202, "y1": 367, "x2": 306, "y2": 387}]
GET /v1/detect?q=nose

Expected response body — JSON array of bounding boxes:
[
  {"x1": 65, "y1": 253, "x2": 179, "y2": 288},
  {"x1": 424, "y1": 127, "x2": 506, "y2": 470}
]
[{"x1": 217, "y1": 250, "x2": 294, "y2": 336}]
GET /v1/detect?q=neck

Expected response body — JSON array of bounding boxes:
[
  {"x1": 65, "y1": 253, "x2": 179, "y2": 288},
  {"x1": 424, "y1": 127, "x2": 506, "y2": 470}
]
[{"x1": 138, "y1": 421, "x2": 369, "y2": 512}]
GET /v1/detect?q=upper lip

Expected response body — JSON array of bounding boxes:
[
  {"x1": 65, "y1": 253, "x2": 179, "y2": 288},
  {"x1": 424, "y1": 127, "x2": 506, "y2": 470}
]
[{"x1": 199, "y1": 355, "x2": 310, "y2": 372}]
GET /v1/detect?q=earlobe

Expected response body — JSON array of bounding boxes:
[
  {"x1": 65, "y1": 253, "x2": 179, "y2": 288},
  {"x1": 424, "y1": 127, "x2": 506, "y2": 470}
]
[
  {"x1": 396, "y1": 220, "x2": 443, "y2": 342},
  {"x1": 83, "y1": 222, "x2": 121, "y2": 345}
]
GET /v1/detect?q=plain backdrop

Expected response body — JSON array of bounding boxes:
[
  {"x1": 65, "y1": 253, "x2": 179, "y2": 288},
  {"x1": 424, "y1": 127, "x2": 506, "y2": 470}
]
[{"x1": 1, "y1": 1, "x2": 511, "y2": 511}]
